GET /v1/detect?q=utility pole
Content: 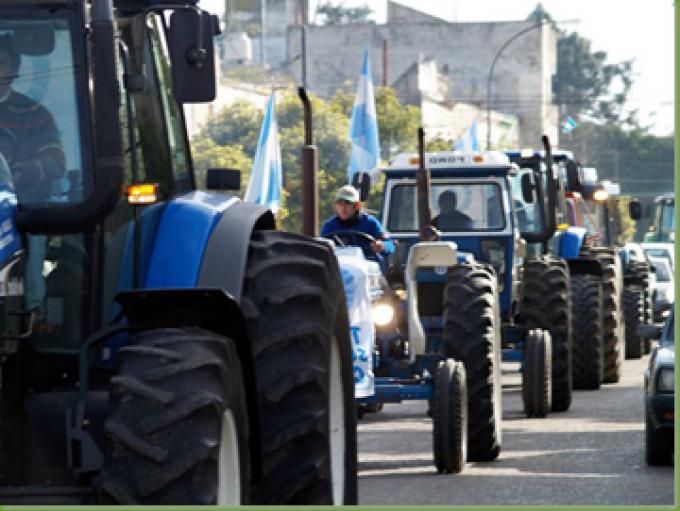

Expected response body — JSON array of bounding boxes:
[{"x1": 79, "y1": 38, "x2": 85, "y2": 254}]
[
  {"x1": 260, "y1": 0, "x2": 267, "y2": 67},
  {"x1": 382, "y1": 38, "x2": 388, "y2": 87}
]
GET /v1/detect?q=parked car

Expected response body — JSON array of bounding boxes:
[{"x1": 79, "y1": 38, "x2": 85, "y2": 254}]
[
  {"x1": 639, "y1": 311, "x2": 675, "y2": 466},
  {"x1": 642, "y1": 242, "x2": 675, "y2": 270},
  {"x1": 649, "y1": 256, "x2": 674, "y2": 321}
]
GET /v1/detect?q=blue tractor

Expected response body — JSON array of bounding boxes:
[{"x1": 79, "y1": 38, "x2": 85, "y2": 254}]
[
  {"x1": 0, "y1": 0, "x2": 356, "y2": 504},
  {"x1": 348, "y1": 133, "x2": 575, "y2": 474},
  {"x1": 506, "y1": 150, "x2": 641, "y2": 390}
]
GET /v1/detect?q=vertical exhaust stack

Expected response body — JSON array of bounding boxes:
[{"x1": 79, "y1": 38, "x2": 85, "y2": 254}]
[
  {"x1": 298, "y1": 87, "x2": 318, "y2": 237},
  {"x1": 541, "y1": 135, "x2": 557, "y2": 236},
  {"x1": 416, "y1": 127, "x2": 436, "y2": 241}
]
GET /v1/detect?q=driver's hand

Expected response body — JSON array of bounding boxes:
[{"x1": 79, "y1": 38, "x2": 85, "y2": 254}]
[{"x1": 371, "y1": 240, "x2": 384, "y2": 253}]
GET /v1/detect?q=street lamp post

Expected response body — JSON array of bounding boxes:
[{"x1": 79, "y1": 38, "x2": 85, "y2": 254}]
[{"x1": 486, "y1": 21, "x2": 546, "y2": 150}]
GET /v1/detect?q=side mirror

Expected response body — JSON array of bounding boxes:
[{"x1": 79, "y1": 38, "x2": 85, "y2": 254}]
[
  {"x1": 521, "y1": 173, "x2": 535, "y2": 203},
  {"x1": 352, "y1": 172, "x2": 371, "y2": 202},
  {"x1": 168, "y1": 9, "x2": 216, "y2": 103},
  {"x1": 629, "y1": 199, "x2": 642, "y2": 220},
  {"x1": 206, "y1": 168, "x2": 240, "y2": 191},
  {"x1": 566, "y1": 160, "x2": 582, "y2": 192},
  {"x1": 637, "y1": 324, "x2": 663, "y2": 340}
]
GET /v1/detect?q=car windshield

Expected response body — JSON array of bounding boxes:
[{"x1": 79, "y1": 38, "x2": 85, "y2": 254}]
[
  {"x1": 652, "y1": 260, "x2": 672, "y2": 282},
  {"x1": 645, "y1": 248, "x2": 672, "y2": 265},
  {"x1": 387, "y1": 181, "x2": 506, "y2": 233},
  {"x1": 664, "y1": 313, "x2": 674, "y2": 344}
]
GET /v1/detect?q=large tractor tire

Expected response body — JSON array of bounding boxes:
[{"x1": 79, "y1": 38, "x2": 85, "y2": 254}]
[
  {"x1": 522, "y1": 329, "x2": 552, "y2": 418},
  {"x1": 442, "y1": 263, "x2": 502, "y2": 462},
  {"x1": 626, "y1": 260, "x2": 653, "y2": 354},
  {"x1": 623, "y1": 286, "x2": 644, "y2": 359},
  {"x1": 242, "y1": 230, "x2": 356, "y2": 505},
  {"x1": 433, "y1": 358, "x2": 467, "y2": 474},
  {"x1": 519, "y1": 256, "x2": 572, "y2": 412},
  {"x1": 99, "y1": 328, "x2": 250, "y2": 505},
  {"x1": 588, "y1": 248, "x2": 625, "y2": 383},
  {"x1": 571, "y1": 274, "x2": 604, "y2": 390}
]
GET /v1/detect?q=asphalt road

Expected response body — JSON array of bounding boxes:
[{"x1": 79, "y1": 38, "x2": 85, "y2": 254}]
[{"x1": 357, "y1": 355, "x2": 675, "y2": 506}]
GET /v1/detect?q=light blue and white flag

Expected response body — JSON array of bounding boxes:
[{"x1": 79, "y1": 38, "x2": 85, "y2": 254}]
[
  {"x1": 244, "y1": 92, "x2": 282, "y2": 214},
  {"x1": 348, "y1": 49, "x2": 381, "y2": 183},
  {"x1": 561, "y1": 115, "x2": 578, "y2": 134},
  {"x1": 453, "y1": 119, "x2": 480, "y2": 152}
]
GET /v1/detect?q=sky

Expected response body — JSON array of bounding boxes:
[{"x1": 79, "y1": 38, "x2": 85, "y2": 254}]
[{"x1": 199, "y1": 0, "x2": 674, "y2": 136}]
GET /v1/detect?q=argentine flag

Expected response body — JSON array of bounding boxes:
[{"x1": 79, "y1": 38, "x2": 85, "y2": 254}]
[
  {"x1": 454, "y1": 119, "x2": 480, "y2": 152},
  {"x1": 561, "y1": 116, "x2": 578, "y2": 134},
  {"x1": 244, "y1": 92, "x2": 282, "y2": 214},
  {"x1": 348, "y1": 49, "x2": 381, "y2": 183}
]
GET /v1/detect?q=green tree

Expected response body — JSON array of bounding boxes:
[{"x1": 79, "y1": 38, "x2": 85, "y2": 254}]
[
  {"x1": 528, "y1": 4, "x2": 636, "y2": 126},
  {"x1": 315, "y1": 2, "x2": 373, "y2": 25}
]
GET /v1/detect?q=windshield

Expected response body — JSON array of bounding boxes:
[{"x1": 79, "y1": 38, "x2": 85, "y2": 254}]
[
  {"x1": 651, "y1": 259, "x2": 672, "y2": 281},
  {"x1": 0, "y1": 13, "x2": 84, "y2": 206},
  {"x1": 387, "y1": 181, "x2": 506, "y2": 233}
]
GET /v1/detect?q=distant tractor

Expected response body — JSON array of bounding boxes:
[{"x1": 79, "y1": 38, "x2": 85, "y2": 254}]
[{"x1": 0, "y1": 0, "x2": 356, "y2": 504}]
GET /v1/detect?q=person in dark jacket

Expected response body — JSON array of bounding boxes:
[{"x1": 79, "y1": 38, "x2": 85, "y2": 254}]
[
  {"x1": 0, "y1": 34, "x2": 66, "y2": 313},
  {"x1": 321, "y1": 185, "x2": 394, "y2": 256},
  {"x1": 432, "y1": 190, "x2": 473, "y2": 231},
  {"x1": 0, "y1": 33, "x2": 65, "y2": 202}
]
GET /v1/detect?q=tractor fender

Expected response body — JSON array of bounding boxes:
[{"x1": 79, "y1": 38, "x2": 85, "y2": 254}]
[{"x1": 197, "y1": 199, "x2": 275, "y2": 301}]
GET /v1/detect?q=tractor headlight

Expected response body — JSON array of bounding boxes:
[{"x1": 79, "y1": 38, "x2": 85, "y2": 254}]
[
  {"x1": 657, "y1": 368, "x2": 675, "y2": 393},
  {"x1": 372, "y1": 302, "x2": 395, "y2": 327}
]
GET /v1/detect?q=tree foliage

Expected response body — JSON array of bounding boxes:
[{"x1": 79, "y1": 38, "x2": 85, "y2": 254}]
[
  {"x1": 191, "y1": 86, "x2": 431, "y2": 234},
  {"x1": 528, "y1": 3, "x2": 636, "y2": 126},
  {"x1": 315, "y1": 2, "x2": 373, "y2": 25}
]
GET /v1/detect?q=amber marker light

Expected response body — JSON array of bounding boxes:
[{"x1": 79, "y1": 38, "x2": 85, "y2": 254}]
[{"x1": 127, "y1": 183, "x2": 158, "y2": 205}]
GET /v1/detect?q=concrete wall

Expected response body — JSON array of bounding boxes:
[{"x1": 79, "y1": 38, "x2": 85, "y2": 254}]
[{"x1": 286, "y1": 19, "x2": 559, "y2": 148}]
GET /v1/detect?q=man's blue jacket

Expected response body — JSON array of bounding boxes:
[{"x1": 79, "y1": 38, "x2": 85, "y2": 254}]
[{"x1": 321, "y1": 212, "x2": 395, "y2": 255}]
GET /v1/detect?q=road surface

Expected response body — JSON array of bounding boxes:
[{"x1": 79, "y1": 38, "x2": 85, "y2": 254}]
[{"x1": 357, "y1": 356, "x2": 675, "y2": 505}]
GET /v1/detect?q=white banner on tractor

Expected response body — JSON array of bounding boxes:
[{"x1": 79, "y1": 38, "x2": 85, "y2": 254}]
[{"x1": 336, "y1": 250, "x2": 375, "y2": 398}]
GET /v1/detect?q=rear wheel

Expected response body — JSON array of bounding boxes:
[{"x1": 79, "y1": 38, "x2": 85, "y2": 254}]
[
  {"x1": 519, "y1": 257, "x2": 572, "y2": 412},
  {"x1": 242, "y1": 230, "x2": 356, "y2": 504},
  {"x1": 645, "y1": 410, "x2": 672, "y2": 465},
  {"x1": 588, "y1": 249, "x2": 624, "y2": 383},
  {"x1": 571, "y1": 274, "x2": 604, "y2": 390},
  {"x1": 98, "y1": 328, "x2": 249, "y2": 505},
  {"x1": 433, "y1": 359, "x2": 467, "y2": 474},
  {"x1": 623, "y1": 286, "x2": 644, "y2": 359},
  {"x1": 522, "y1": 329, "x2": 552, "y2": 418},
  {"x1": 443, "y1": 263, "x2": 501, "y2": 462}
]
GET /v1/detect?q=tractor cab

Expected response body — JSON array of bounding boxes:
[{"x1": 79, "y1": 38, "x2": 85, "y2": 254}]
[{"x1": 381, "y1": 150, "x2": 517, "y2": 315}]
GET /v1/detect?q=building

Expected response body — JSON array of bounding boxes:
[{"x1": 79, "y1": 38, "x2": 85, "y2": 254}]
[{"x1": 285, "y1": 1, "x2": 559, "y2": 148}]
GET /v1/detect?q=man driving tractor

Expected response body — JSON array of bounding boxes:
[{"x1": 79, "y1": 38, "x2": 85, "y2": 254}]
[{"x1": 322, "y1": 184, "x2": 395, "y2": 257}]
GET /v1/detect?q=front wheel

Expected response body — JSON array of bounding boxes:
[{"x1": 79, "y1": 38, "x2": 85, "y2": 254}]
[
  {"x1": 433, "y1": 359, "x2": 467, "y2": 474},
  {"x1": 98, "y1": 328, "x2": 250, "y2": 505},
  {"x1": 522, "y1": 329, "x2": 552, "y2": 418}
]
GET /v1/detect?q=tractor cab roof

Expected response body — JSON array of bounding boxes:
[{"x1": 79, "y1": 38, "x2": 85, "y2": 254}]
[
  {"x1": 385, "y1": 151, "x2": 516, "y2": 179},
  {"x1": 505, "y1": 149, "x2": 575, "y2": 163}
]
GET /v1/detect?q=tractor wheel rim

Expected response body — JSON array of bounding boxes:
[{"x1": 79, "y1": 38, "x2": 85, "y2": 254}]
[
  {"x1": 218, "y1": 409, "x2": 241, "y2": 505},
  {"x1": 329, "y1": 337, "x2": 345, "y2": 505}
]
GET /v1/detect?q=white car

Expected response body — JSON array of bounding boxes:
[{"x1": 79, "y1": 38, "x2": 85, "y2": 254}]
[
  {"x1": 642, "y1": 242, "x2": 674, "y2": 270},
  {"x1": 649, "y1": 256, "x2": 674, "y2": 321}
]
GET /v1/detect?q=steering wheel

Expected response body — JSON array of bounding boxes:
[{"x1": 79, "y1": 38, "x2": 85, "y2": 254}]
[{"x1": 323, "y1": 230, "x2": 378, "y2": 260}]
